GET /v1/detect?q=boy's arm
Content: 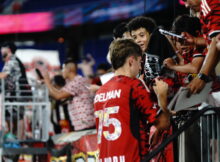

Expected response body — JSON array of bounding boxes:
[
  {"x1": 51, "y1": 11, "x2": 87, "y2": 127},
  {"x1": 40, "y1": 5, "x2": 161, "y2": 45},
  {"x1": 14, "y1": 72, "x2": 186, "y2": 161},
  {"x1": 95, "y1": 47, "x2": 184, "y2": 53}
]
[
  {"x1": 164, "y1": 57, "x2": 205, "y2": 74},
  {"x1": 188, "y1": 36, "x2": 220, "y2": 93}
]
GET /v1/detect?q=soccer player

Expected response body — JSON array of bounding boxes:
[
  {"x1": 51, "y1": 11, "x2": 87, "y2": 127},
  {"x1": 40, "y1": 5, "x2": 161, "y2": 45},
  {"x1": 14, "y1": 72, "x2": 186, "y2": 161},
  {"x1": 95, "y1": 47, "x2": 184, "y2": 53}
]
[{"x1": 94, "y1": 39, "x2": 170, "y2": 161}]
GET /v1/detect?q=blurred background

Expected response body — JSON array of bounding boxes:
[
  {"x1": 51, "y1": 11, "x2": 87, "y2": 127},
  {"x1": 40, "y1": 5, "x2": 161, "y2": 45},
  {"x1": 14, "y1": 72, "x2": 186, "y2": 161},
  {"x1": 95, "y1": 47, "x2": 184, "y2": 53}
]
[{"x1": 0, "y1": 0, "x2": 188, "y2": 76}]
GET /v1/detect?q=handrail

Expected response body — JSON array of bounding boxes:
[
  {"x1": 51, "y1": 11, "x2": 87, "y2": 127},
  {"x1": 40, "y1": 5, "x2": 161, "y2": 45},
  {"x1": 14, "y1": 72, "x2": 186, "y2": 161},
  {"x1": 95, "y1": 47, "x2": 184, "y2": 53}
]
[{"x1": 141, "y1": 106, "x2": 220, "y2": 162}]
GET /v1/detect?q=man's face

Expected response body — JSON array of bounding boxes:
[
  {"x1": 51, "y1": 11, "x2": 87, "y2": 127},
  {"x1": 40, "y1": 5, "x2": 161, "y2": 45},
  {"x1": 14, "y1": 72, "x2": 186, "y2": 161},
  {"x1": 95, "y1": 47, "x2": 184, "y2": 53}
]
[
  {"x1": 96, "y1": 69, "x2": 107, "y2": 76},
  {"x1": 62, "y1": 65, "x2": 68, "y2": 79},
  {"x1": 131, "y1": 27, "x2": 150, "y2": 52},
  {"x1": 1, "y1": 47, "x2": 11, "y2": 62},
  {"x1": 184, "y1": 0, "x2": 201, "y2": 12}
]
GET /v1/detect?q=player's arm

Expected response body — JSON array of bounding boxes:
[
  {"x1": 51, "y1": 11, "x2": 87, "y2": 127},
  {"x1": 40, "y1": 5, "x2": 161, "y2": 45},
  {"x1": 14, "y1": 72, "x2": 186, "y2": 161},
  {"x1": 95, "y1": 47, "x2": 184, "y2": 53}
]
[
  {"x1": 152, "y1": 78, "x2": 169, "y2": 113},
  {"x1": 132, "y1": 79, "x2": 170, "y2": 125},
  {"x1": 152, "y1": 78, "x2": 170, "y2": 131}
]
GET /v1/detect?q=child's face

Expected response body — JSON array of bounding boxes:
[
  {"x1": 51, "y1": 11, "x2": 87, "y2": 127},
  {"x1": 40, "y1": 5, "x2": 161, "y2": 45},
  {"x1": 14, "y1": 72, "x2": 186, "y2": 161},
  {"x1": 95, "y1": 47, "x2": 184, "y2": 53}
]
[
  {"x1": 131, "y1": 27, "x2": 150, "y2": 52},
  {"x1": 175, "y1": 41, "x2": 194, "y2": 54}
]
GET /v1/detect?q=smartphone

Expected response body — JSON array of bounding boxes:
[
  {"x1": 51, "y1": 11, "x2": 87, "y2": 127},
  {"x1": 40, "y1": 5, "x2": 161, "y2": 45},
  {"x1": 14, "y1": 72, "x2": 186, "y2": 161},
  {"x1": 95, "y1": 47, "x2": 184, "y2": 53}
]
[
  {"x1": 159, "y1": 29, "x2": 184, "y2": 39},
  {"x1": 35, "y1": 68, "x2": 44, "y2": 79}
]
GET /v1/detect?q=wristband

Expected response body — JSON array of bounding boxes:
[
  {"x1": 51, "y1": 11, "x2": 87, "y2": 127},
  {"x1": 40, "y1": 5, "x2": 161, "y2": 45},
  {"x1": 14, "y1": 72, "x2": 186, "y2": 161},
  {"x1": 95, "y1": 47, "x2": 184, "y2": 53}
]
[{"x1": 198, "y1": 73, "x2": 211, "y2": 83}]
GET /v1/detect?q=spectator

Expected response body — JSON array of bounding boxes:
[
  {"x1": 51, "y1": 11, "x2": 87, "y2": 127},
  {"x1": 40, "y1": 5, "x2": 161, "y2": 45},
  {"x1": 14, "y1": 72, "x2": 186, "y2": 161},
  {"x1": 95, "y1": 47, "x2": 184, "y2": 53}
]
[
  {"x1": 96, "y1": 63, "x2": 111, "y2": 76},
  {"x1": 43, "y1": 59, "x2": 95, "y2": 131},
  {"x1": 78, "y1": 53, "x2": 95, "y2": 78},
  {"x1": 163, "y1": 15, "x2": 206, "y2": 86},
  {"x1": 50, "y1": 74, "x2": 74, "y2": 134},
  {"x1": 127, "y1": 16, "x2": 156, "y2": 53},
  {"x1": 0, "y1": 42, "x2": 30, "y2": 99},
  {"x1": 107, "y1": 22, "x2": 131, "y2": 64},
  {"x1": 128, "y1": 17, "x2": 176, "y2": 161},
  {"x1": 94, "y1": 39, "x2": 170, "y2": 161},
  {"x1": 183, "y1": 0, "x2": 220, "y2": 93},
  {"x1": 127, "y1": 16, "x2": 175, "y2": 84},
  {"x1": 113, "y1": 22, "x2": 131, "y2": 39},
  {"x1": 0, "y1": 42, "x2": 31, "y2": 149}
]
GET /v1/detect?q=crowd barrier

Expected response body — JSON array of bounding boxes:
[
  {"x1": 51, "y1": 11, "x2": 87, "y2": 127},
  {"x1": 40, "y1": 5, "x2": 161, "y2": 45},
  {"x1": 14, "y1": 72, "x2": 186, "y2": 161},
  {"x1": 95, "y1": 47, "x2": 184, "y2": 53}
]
[{"x1": 0, "y1": 79, "x2": 50, "y2": 161}]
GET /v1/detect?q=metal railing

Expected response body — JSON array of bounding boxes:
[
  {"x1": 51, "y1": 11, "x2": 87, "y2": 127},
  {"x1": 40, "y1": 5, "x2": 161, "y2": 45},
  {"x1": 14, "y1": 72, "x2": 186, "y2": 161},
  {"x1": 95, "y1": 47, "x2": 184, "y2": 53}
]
[
  {"x1": 142, "y1": 106, "x2": 220, "y2": 162},
  {"x1": 0, "y1": 79, "x2": 50, "y2": 142},
  {"x1": 0, "y1": 78, "x2": 50, "y2": 160}
]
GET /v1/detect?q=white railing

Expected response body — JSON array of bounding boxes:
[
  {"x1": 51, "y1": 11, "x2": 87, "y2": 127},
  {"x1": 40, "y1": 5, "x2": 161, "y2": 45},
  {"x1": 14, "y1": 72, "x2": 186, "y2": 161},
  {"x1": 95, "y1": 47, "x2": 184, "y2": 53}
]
[{"x1": 0, "y1": 78, "x2": 50, "y2": 160}]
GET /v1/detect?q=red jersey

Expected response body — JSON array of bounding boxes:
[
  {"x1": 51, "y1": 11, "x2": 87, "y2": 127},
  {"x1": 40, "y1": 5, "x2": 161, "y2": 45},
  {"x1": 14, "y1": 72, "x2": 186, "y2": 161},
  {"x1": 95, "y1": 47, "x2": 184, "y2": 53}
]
[
  {"x1": 94, "y1": 75, "x2": 158, "y2": 162},
  {"x1": 200, "y1": 0, "x2": 220, "y2": 40},
  {"x1": 177, "y1": 48, "x2": 206, "y2": 85}
]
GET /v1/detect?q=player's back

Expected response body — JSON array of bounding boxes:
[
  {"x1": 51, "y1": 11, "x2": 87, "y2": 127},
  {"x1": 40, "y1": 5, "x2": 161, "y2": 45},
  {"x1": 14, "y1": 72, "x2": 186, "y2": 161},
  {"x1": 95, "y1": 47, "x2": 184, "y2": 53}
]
[{"x1": 94, "y1": 75, "x2": 142, "y2": 162}]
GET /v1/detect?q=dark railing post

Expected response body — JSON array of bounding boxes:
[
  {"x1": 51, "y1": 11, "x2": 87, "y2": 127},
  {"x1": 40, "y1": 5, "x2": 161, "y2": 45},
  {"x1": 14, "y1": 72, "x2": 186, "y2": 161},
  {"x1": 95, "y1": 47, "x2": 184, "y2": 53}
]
[{"x1": 142, "y1": 106, "x2": 220, "y2": 162}]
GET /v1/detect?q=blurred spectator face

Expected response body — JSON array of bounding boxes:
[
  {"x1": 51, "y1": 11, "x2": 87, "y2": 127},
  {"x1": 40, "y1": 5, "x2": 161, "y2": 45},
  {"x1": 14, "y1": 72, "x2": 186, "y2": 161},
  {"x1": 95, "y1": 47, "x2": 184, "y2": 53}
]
[
  {"x1": 96, "y1": 63, "x2": 111, "y2": 76},
  {"x1": 122, "y1": 31, "x2": 132, "y2": 39},
  {"x1": 183, "y1": 0, "x2": 200, "y2": 12},
  {"x1": 97, "y1": 69, "x2": 107, "y2": 76},
  {"x1": 62, "y1": 65, "x2": 68, "y2": 79},
  {"x1": 131, "y1": 27, "x2": 150, "y2": 52},
  {"x1": 175, "y1": 39, "x2": 194, "y2": 54},
  {"x1": 1, "y1": 47, "x2": 12, "y2": 62}
]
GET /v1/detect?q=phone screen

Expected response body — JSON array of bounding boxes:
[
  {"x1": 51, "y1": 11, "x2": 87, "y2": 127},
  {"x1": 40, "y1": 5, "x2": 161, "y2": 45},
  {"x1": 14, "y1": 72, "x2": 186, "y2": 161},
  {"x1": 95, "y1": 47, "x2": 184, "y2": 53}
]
[{"x1": 159, "y1": 29, "x2": 184, "y2": 39}]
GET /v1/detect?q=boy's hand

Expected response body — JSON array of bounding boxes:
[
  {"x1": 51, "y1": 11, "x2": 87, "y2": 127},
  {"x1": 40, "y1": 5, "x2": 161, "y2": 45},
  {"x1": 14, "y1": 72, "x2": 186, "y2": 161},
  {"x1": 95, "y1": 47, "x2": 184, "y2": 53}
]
[{"x1": 163, "y1": 58, "x2": 176, "y2": 69}]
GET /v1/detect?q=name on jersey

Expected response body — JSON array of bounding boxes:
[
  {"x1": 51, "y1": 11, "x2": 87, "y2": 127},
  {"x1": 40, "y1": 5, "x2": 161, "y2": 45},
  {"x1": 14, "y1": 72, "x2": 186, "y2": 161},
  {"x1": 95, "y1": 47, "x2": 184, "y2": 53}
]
[
  {"x1": 94, "y1": 89, "x2": 121, "y2": 103},
  {"x1": 99, "y1": 155, "x2": 125, "y2": 162}
]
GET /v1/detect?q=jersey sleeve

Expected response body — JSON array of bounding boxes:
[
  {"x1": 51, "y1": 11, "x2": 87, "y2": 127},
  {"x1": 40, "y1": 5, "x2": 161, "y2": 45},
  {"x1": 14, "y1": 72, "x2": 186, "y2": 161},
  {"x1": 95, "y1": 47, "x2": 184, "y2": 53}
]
[
  {"x1": 131, "y1": 79, "x2": 158, "y2": 124},
  {"x1": 202, "y1": 0, "x2": 220, "y2": 38},
  {"x1": 192, "y1": 48, "x2": 207, "y2": 58}
]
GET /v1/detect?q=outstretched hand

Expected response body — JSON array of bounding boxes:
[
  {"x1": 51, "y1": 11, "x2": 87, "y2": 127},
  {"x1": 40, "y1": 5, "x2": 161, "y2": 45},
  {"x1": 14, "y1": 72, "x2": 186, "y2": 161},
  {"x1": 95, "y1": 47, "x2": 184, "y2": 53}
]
[
  {"x1": 187, "y1": 76, "x2": 206, "y2": 95},
  {"x1": 163, "y1": 58, "x2": 176, "y2": 70}
]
